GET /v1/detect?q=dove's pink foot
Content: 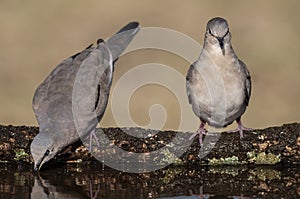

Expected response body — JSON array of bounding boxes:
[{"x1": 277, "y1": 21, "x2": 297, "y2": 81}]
[
  {"x1": 189, "y1": 121, "x2": 207, "y2": 146},
  {"x1": 229, "y1": 118, "x2": 252, "y2": 138},
  {"x1": 89, "y1": 129, "x2": 100, "y2": 152}
]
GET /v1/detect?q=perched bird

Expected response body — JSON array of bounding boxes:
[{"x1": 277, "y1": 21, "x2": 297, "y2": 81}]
[
  {"x1": 30, "y1": 22, "x2": 140, "y2": 171},
  {"x1": 186, "y1": 17, "x2": 252, "y2": 145}
]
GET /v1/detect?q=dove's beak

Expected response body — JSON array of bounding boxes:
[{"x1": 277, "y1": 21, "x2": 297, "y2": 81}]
[{"x1": 217, "y1": 37, "x2": 225, "y2": 55}]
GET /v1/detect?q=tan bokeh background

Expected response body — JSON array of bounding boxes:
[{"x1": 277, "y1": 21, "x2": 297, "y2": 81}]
[{"x1": 0, "y1": 0, "x2": 299, "y2": 131}]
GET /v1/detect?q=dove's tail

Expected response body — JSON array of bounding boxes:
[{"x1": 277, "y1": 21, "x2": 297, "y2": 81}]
[{"x1": 105, "y1": 22, "x2": 140, "y2": 61}]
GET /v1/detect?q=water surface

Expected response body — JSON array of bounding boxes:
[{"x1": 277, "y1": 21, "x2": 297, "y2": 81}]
[{"x1": 0, "y1": 163, "x2": 298, "y2": 198}]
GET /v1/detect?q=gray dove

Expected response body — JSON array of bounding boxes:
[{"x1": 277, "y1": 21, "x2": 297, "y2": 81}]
[
  {"x1": 186, "y1": 17, "x2": 251, "y2": 145},
  {"x1": 30, "y1": 22, "x2": 140, "y2": 170}
]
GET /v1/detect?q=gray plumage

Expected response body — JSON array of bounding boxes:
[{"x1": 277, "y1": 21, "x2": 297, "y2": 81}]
[
  {"x1": 186, "y1": 17, "x2": 251, "y2": 145},
  {"x1": 30, "y1": 22, "x2": 140, "y2": 170}
]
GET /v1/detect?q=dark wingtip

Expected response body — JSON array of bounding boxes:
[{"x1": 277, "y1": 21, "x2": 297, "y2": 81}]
[
  {"x1": 105, "y1": 21, "x2": 140, "y2": 61},
  {"x1": 116, "y1": 22, "x2": 139, "y2": 34}
]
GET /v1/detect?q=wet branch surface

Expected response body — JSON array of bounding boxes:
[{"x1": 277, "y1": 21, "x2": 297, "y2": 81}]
[
  {"x1": 0, "y1": 123, "x2": 299, "y2": 198},
  {"x1": 0, "y1": 122, "x2": 299, "y2": 165}
]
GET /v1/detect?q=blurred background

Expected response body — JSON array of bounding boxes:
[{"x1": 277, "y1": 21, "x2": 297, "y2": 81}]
[{"x1": 0, "y1": 0, "x2": 299, "y2": 131}]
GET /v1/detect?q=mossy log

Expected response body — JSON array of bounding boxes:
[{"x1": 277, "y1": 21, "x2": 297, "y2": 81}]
[{"x1": 0, "y1": 123, "x2": 299, "y2": 166}]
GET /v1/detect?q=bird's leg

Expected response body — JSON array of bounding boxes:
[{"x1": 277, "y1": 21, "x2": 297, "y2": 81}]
[
  {"x1": 189, "y1": 121, "x2": 206, "y2": 146},
  {"x1": 229, "y1": 117, "x2": 252, "y2": 138},
  {"x1": 89, "y1": 129, "x2": 100, "y2": 152}
]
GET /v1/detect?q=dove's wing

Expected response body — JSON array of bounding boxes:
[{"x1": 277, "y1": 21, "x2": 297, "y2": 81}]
[
  {"x1": 32, "y1": 45, "x2": 93, "y2": 131},
  {"x1": 239, "y1": 59, "x2": 251, "y2": 106},
  {"x1": 33, "y1": 21, "x2": 140, "y2": 135},
  {"x1": 73, "y1": 22, "x2": 140, "y2": 134},
  {"x1": 106, "y1": 21, "x2": 140, "y2": 60}
]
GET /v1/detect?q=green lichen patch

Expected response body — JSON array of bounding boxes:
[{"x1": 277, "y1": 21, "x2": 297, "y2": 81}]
[
  {"x1": 153, "y1": 148, "x2": 183, "y2": 166},
  {"x1": 13, "y1": 148, "x2": 29, "y2": 161},
  {"x1": 247, "y1": 151, "x2": 281, "y2": 165}
]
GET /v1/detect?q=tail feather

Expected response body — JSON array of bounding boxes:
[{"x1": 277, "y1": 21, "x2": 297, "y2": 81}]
[{"x1": 105, "y1": 22, "x2": 140, "y2": 60}]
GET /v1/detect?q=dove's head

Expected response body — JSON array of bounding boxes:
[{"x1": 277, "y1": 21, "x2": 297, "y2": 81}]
[
  {"x1": 205, "y1": 17, "x2": 231, "y2": 55},
  {"x1": 30, "y1": 133, "x2": 60, "y2": 171}
]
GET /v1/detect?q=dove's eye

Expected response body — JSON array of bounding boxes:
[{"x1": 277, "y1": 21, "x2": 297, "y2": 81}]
[{"x1": 44, "y1": 150, "x2": 50, "y2": 156}]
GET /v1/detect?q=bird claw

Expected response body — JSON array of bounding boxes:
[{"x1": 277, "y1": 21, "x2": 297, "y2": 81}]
[
  {"x1": 189, "y1": 129, "x2": 206, "y2": 140},
  {"x1": 189, "y1": 128, "x2": 207, "y2": 146},
  {"x1": 228, "y1": 125, "x2": 252, "y2": 138}
]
